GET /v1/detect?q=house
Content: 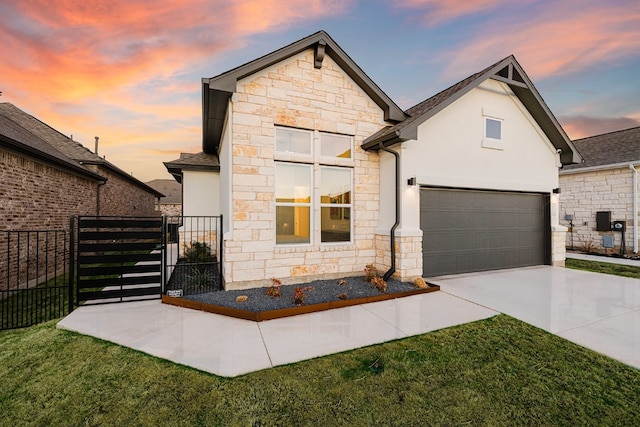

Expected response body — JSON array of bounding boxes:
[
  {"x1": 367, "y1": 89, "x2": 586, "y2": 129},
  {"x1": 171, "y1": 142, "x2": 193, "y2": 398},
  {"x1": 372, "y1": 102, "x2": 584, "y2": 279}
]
[
  {"x1": 167, "y1": 31, "x2": 580, "y2": 290},
  {"x1": 0, "y1": 102, "x2": 164, "y2": 290},
  {"x1": 0, "y1": 103, "x2": 163, "y2": 219},
  {"x1": 146, "y1": 178, "x2": 183, "y2": 216},
  {"x1": 559, "y1": 126, "x2": 640, "y2": 254}
]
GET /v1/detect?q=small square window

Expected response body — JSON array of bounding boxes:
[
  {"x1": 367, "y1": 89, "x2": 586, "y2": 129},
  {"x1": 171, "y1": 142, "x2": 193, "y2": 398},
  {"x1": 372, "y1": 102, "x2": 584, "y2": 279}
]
[
  {"x1": 485, "y1": 118, "x2": 502, "y2": 140},
  {"x1": 276, "y1": 127, "x2": 311, "y2": 155}
]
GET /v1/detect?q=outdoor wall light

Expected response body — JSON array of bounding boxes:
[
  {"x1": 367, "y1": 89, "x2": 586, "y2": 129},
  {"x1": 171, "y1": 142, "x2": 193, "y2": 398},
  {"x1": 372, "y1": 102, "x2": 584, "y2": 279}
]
[
  {"x1": 407, "y1": 177, "x2": 417, "y2": 186},
  {"x1": 553, "y1": 188, "x2": 561, "y2": 194}
]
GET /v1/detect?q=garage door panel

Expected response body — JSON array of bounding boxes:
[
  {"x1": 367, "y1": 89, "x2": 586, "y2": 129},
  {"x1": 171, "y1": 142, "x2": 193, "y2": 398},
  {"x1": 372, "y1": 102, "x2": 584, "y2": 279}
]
[{"x1": 421, "y1": 188, "x2": 547, "y2": 277}]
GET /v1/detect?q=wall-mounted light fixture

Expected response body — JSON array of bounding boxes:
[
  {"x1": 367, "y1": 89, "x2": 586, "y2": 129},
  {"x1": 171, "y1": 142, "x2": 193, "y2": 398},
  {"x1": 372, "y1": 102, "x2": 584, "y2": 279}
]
[
  {"x1": 407, "y1": 177, "x2": 417, "y2": 186},
  {"x1": 553, "y1": 188, "x2": 561, "y2": 194}
]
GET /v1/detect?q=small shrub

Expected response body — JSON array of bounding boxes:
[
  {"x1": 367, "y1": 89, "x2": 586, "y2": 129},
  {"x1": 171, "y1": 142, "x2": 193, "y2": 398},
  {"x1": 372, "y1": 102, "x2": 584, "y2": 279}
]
[
  {"x1": 293, "y1": 287, "x2": 305, "y2": 305},
  {"x1": 266, "y1": 277, "x2": 282, "y2": 297},
  {"x1": 337, "y1": 279, "x2": 346, "y2": 286},
  {"x1": 235, "y1": 295, "x2": 248, "y2": 303},
  {"x1": 413, "y1": 277, "x2": 428, "y2": 289},
  {"x1": 184, "y1": 241, "x2": 212, "y2": 263},
  {"x1": 364, "y1": 264, "x2": 377, "y2": 283},
  {"x1": 371, "y1": 276, "x2": 387, "y2": 293},
  {"x1": 337, "y1": 292, "x2": 348, "y2": 300}
]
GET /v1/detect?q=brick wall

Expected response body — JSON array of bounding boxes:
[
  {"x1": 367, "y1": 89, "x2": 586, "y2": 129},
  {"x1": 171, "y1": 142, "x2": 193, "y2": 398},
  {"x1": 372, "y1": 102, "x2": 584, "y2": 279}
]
[
  {"x1": 0, "y1": 148, "x2": 97, "y2": 290},
  {"x1": 560, "y1": 167, "x2": 638, "y2": 253},
  {"x1": 224, "y1": 50, "x2": 390, "y2": 289},
  {"x1": 86, "y1": 165, "x2": 159, "y2": 217}
]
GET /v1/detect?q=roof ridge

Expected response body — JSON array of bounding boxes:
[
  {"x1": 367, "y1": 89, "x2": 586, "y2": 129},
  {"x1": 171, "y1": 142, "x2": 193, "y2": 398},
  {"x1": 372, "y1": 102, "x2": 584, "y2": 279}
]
[{"x1": 573, "y1": 125, "x2": 640, "y2": 143}]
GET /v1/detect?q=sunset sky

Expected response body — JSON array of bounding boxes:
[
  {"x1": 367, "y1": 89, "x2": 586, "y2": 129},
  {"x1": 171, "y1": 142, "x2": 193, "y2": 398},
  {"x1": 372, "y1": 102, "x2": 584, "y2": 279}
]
[{"x1": 1, "y1": 0, "x2": 638, "y2": 181}]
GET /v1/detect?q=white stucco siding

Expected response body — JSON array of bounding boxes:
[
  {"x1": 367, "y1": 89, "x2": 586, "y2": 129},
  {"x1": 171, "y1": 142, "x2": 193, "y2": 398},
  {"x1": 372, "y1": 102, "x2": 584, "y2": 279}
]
[
  {"x1": 409, "y1": 79, "x2": 559, "y2": 193},
  {"x1": 182, "y1": 170, "x2": 220, "y2": 217}
]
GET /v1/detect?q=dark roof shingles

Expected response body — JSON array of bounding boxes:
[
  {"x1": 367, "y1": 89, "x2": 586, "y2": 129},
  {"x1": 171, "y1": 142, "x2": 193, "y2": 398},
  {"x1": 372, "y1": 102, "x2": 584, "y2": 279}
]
[{"x1": 563, "y1": 126, "x2": 640, "y2": 170}]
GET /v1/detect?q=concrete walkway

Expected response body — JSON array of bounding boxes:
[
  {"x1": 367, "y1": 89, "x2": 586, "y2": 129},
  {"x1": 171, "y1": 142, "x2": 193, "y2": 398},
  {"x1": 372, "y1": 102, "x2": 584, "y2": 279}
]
[
  {"x1": 430, "y1": 265, "x2": 640, "y2": 370},
  {"x1": 57, "y1": 291, "x2": 497, "y2": 377},
  {"x1": 58, "y1": 262, "x2": 640, "y2": 376}
]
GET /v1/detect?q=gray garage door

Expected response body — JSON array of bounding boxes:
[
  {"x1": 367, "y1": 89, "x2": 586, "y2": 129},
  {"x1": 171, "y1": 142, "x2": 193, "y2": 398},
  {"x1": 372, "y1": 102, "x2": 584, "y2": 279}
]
[{"x1": 421, "y1": 188, "x2": 549, "y2": 277}]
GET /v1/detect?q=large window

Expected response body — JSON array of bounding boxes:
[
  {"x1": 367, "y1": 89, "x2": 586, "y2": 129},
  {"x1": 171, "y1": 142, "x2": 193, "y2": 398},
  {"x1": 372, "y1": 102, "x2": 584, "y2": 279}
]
[
  {"x1": 275, "y1": 127, "x2": 353, "y2": 245},
  {"x1": 320, "y1": 167, "x2": 351, "y2": 242},
  {"x1": 275, "y1": 163, "x2": 311, "y2": 244}
]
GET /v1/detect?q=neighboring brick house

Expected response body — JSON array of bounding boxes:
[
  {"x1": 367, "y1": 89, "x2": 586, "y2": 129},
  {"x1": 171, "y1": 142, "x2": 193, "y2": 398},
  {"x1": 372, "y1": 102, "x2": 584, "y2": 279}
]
[
  {"x1": 0, "y1": 102, "x2": 164, "y2": 290},
  {"x1": 168, "y1": 31, "x2": 580, "y2": 290},
  {"x1": 559, "y1": 127, "x2": 640, "y2": 254},
  {"x1": 0, "y1": 103, "x2": 163, "y2": 218},
  {"x1": 146, "y1": 179, "x2": 182, "y2": 216}
]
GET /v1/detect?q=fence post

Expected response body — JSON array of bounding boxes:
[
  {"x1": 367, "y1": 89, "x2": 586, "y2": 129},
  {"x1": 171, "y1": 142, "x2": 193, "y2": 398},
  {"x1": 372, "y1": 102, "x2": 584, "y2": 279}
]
[{"x1": 68, "y1": 215, "x2": 76, "y2": 313}]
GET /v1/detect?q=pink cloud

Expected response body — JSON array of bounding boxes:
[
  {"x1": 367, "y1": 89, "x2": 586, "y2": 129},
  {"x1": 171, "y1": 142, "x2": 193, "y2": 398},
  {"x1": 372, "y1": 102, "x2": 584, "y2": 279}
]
[
  {"x1": 431, "y1": 2, "x2": 640, "y2": 80},
  {"x1": 396, "y1": 0, "x2": 516, "y2": 25},
  {"x1": 560, "y1": 115, "x2": 640, "y2": 140}
]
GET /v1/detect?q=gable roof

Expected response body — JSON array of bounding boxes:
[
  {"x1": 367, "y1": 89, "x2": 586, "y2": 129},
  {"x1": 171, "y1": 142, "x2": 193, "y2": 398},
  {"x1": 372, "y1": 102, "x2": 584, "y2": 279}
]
[
  {"x1": 0, "y1": 103, "x2": 163, "y2": 197},
  {"x1": 0, "y1": 107, "x2": 104, "y2": 181},
  {"x1": 362, "y1": 55, "x2": 582, "y2": 166},
  {"x1": 163, "y1": 152, "x2": 220, "y2": 183},
  {"x1": 146, "y1": 179, "x2": 182, "y2": 204},
  {"x1": 201, "y1": 30, "x2": 406, "y2": 154},
  {"x1": 561, "y1": 126, "x2": 640, "y2": 172}
]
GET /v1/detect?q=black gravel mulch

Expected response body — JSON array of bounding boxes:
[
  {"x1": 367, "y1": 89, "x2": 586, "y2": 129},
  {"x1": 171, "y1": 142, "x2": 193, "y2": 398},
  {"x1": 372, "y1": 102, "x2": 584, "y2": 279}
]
[{"x1": 182, "y1": 276, "x2": 422, "y2": 312}]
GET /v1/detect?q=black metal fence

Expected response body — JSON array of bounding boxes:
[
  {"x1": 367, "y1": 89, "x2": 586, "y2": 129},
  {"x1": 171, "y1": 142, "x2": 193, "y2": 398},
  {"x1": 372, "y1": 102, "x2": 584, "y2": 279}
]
[
  {"x1": 0, "y1": 230, "x2": 70, "y2": 330},
  {"x1": 163, "y1": 216, "x2": 223, "y2": 297},
  {"x1": 71, "y1": 216, "x2": 163, "y2": 305}
]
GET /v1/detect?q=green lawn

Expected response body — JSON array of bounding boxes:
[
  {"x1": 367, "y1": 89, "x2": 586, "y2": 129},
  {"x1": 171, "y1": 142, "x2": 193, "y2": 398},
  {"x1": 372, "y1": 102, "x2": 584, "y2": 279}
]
[
  {"x1": 566, "y1": 257, "x2": 640, "y2": 279},
  {"x1": 1, "y1": 315, "x2": 639, "y2": 426}
]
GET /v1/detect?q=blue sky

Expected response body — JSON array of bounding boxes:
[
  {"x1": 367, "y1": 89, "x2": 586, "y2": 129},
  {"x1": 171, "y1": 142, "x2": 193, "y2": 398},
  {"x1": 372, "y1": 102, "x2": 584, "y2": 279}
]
[{"x1": 1, "y1": 0, "x2": 638, "y2": 181}]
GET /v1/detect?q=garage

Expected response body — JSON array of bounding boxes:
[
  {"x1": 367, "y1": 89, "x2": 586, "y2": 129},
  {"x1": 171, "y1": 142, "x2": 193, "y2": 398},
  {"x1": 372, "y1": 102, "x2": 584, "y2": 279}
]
[{"x1": 421, "y1": 188, "x2": 550, "y2": 277}]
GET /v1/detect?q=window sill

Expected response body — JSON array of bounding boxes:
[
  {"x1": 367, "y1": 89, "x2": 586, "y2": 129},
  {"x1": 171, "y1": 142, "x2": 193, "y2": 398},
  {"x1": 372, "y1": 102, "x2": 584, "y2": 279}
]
[{"x1": 481, "y1": 138, "x2": 504, "y2": 150}]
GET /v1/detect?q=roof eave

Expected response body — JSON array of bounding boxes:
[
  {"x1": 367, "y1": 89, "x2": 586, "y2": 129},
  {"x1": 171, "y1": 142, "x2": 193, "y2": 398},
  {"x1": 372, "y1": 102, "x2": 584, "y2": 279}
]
[{"x1": 203, "y1": 31, "x2": 406, "y2": 154}]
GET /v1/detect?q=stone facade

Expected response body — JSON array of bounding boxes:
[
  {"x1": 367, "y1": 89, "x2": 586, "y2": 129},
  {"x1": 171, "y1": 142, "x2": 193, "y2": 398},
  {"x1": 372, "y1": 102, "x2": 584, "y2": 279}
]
[
  {"x1": 223, "y1": 50, "x2": 390, "y2": 289},
  {"x1": 560, "y1": 167, "x2": 638, "y2": 253}
]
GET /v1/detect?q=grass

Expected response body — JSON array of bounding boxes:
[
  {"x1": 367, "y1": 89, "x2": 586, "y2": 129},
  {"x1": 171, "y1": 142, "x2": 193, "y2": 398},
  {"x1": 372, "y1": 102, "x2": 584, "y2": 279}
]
[
  {"x1": 1, "y1": 315, "x2": 639, "y2": 426},
  {"x1": 566, "y1": 258, "x2": 640, "y2": 279}
]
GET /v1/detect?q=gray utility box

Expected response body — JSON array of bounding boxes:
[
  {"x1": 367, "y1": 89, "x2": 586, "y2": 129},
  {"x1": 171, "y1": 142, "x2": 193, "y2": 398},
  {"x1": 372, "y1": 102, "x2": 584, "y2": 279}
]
[{"x1": 603, "y1": 235, "x2": 614, "y2": 248}]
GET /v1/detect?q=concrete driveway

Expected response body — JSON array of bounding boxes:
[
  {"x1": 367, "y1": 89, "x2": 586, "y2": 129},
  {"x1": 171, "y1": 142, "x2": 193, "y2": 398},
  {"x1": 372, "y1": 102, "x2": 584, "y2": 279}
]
[{"x1": 430, "y1": 266, "x2": 640, "y2": 370}]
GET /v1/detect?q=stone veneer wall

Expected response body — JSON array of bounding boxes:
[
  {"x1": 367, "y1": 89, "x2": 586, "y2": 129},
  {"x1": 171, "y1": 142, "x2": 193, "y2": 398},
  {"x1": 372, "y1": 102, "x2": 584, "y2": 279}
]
[
  {"x1": 224, "y1": 50, "x2": 391, "y2": 289},
  {"x1": 560, "y1": 167, "x2": 638, "y2": 253}
]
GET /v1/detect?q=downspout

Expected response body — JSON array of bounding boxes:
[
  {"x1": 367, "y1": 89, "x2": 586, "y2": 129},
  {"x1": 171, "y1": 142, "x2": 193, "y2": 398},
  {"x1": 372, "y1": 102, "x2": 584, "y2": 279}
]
[
  {"x1": 378, "y1": 141, "x2": 399, "y2": 281},
  {"x1": 630, "y1": 164, "x2": 638, "y2": 253}
]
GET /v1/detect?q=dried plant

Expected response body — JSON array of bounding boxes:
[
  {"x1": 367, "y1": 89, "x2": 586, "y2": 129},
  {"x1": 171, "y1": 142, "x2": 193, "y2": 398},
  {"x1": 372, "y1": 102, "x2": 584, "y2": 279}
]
[
  {"x1": 337, "y1": 279, "x2": 346, "y2": 286},
  {"x1": 293, "y1": 287, "x2": 305, "y2": 305},
  {"x1": 236, "y1": 295, "x2": 248, "y2": 303},
  {"x1": 413, "y1": 277, "x2": 428, "y2": 289},
  {"x1": 337, "y1": 293, "x2": 348, "y2": 300},
  {"x1": 266, "y1": 277, "x2": 282, "y2": 297},
  {"x1": 371, "y1": 276, "x2": 387, "y2": 293},
  {"x1": 364, "y1": 264, "x2": 377, "y2": 283}
]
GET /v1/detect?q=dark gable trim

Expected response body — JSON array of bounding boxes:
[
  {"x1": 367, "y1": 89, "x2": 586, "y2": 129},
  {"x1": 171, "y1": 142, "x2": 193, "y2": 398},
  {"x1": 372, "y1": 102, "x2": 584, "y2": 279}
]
[
  {"x1": 362, "y1": 56, "x2": 582, "y2": 166},
  {"x1": 202, "y1": 30, "x2": 406, "y2": 154},
  {"x1": 0, "y1": 133, "x2": 105, "y2": 182}
]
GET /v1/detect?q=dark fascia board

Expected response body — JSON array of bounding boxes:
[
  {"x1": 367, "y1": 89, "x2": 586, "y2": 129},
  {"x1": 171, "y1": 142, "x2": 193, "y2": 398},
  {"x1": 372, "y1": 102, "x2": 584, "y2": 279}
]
[
  {"x1": 163, "y1": 161, "x2": 220, "y2": 184},
  {"x1": 365, "y1": 56, "x2": 582, "y2": 165},
  {"x1": 202, "y1": 30, "x2": 406, "y2": 154},
  {"x1": 0, "y1": 133, "x2": 105, "y2": 182}
]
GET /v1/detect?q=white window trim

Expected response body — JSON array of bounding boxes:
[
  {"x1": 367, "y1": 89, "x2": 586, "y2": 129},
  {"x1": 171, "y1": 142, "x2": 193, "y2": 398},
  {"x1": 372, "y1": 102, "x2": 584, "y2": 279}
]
[
  {"x1": 275, "y1": 162, "x2": 313, "y2": 246},
  {"x1": 319, "y1": 166, "x2": 353, "y2": 245},
  {"x1": 274, "y1": 126, "x2": 355, "y2": 246},
  {"x1": 482, "y1": 109, "x2": 504, "y2": 150}
]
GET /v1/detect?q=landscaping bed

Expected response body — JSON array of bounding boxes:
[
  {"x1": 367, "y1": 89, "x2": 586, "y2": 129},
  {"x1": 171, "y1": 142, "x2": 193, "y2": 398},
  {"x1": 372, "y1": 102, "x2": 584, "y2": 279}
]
[{"x1": 162, "y1": 276, "x2": 439, "y2": 321}]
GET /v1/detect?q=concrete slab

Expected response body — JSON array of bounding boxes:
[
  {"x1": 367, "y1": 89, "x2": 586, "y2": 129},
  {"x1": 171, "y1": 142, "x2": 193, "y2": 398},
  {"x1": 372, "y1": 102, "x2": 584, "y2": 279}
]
[
  {"x1": 432, "y1": 266, "x2": 640, "y2": 369},
  {"x1": 58, "y1": 291, "x2": 497, "y2": 377}
]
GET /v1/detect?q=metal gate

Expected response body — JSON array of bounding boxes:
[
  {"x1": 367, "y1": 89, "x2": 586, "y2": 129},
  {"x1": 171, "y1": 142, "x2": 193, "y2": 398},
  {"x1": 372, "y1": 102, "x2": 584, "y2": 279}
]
[{"x1": 70, "y1": 216, "x2": 163, "y2": 305}]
